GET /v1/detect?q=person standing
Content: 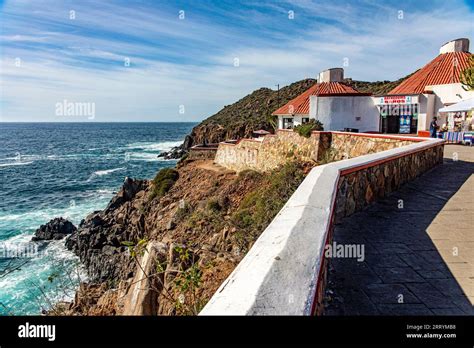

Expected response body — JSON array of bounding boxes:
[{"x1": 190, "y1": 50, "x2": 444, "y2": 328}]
[{"x1": 430, "y1": 117, "x2": 439, "y2": 138}]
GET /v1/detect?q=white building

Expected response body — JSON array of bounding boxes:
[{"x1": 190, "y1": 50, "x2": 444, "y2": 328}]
[
  {"x1": 374, "y1": 38, "x2": 473, "y2": 134},
  {"x1": 273, "y1": 38, "x2": 473, "y2": 134},
  {"x1": 273, "y1": 68, "x2": 378, "y2": 132}
]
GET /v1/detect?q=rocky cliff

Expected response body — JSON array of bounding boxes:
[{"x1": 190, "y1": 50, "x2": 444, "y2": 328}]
[{"x1": 58, "y1": 158, "x2": 310, "y2": 315}]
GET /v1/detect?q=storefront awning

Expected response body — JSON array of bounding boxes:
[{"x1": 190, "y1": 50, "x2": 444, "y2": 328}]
[{"x1": 438, "y1": 98, "x2": 474, "y2": 113}]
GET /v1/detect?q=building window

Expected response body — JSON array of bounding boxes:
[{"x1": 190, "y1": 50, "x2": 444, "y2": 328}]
[
  {"x1": 283, "y1": 118, "x2": 294, "y2": 129},
  {"x1": 302, "y1": 118, "x2": 310, "y2": 124}
]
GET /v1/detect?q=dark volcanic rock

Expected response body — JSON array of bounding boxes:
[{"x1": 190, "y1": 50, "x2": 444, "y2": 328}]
[
  {"x1": 158, "y1": 147, "x2": 186, "y2": 160},
  {"x1": 182, "y1": 134, "x2": 194, "y2": 150},
  {"x1": 66, "y1": 177, "x2": 148, "y2": 282},
  {"x1": 104, "y1": 177, "x2": 147, "y2": 213},
  {"x1": 32, "y1": 217, "x2": 77, "y2": 241},
  {"x1": 158, "y1": 135, "x2": 193, "y2": 160}
]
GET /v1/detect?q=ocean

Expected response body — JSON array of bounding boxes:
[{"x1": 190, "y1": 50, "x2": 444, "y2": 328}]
[{"x1": 0, "y1": 122, "x2": 195, "y2": 315}]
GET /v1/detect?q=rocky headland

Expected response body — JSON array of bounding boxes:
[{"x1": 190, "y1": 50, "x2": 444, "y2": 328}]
[{"x1": 44, "y1": 158, "x2": 309, "y2": 315}]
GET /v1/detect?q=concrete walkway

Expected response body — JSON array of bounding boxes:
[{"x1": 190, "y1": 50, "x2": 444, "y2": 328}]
[{"x1": 324, "y1": 145, "x2": 474, "y2": 315}]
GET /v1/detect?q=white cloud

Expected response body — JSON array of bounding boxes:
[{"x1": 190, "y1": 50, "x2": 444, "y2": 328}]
[{"x1": 0, "y1": 0, "x2": 472, "y2": 122}]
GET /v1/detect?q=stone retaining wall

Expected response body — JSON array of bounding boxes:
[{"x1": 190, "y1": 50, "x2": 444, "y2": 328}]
[
  {"x1": 214, "y1": 130, "x2": 320, "y2": 172},
  {"x1": 334, "y1": 144, "x2": 444, "y2": 223},
  {"x1": 324, "y1": 132, "x2": 416, "y2": 162},
  {"x1": 188, "y1": 146, "x2": 218, "y2": 160},
  {"x1": 214, "y1": 130, "x2": 420, "y2": 172}
]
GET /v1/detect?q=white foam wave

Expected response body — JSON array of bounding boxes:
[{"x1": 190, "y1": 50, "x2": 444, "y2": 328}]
[
  {"x1": 0, "y1": 190, "x2": 113, "y2": 226},
  {"x1": 124, "y1": 141, "x2": 182, "y2": 152},
  {"x1": 0, "y1": 161, "x2": 34, "y2": 168},
  {"x1": 96, "y1": 189, "x2": 115, "y2": 195},
  {"x1": 1, "y1": 153, "x2": 93, "y2": 163},
  {"x1": 46, "y1": 154, "x2": 85, "y2": 160},
  {"x1": 93, "y1": 167, "x2": 126, "y2": 176},
  {"x1": 2, "y1": 154, "x2": 42, "y2": 161},
  {"x1": 86, "y1": 167, "x2": 125, "y2": 182},
  {"x1": 127, "y1": 152, "x2": 162, "y2": 161}
]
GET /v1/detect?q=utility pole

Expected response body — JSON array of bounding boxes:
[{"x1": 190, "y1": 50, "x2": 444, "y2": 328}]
[{"x1": 276, "y1": 84, "x2": 280, "y2": 107}]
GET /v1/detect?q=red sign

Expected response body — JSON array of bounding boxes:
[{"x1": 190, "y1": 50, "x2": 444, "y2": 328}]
[{"x1": 383, "y1": 96, "x2": 407, "y2": 104}]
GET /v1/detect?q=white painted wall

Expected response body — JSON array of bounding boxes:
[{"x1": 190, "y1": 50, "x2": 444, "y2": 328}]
[
  {"x1": 439, "y1": 38, "x2": 469, "y2": 54},
  {"x1": 418, "y1": 95, "x2": 428, "y2": 132},
  {"x1": 277, "y1": 114, "x2": 309, "y2": 129},
  {"x1": 278, "y1": 116, "x2": 283, "y2": 129},
  {"x1": 309, "y1": 96, "x2": 380, "y2": 132},
  {"x1": 425, "y1": 94, "x2": 436, "y2": 131},
  {"x1": 319, "y1": 68, "x2": 344, "y2": 83},
  {"x1": 429, "y1": 83, "x2": 474, "y2": 105}
]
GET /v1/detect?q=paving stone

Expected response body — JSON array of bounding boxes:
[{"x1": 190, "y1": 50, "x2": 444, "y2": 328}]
[
  {"x1": 406, "y1": 243, "x2": 437, "y2": 252},
  {"x1": 397, "y1": 253, "x2": 448, "y2": 272},
  {"x1": 363, "y1": 284, "x2": 421, "y2": 304},
  {"x1": 324, "y1": 146, "x2": 474, "y2": 316},
  {"x1": 332, "y1": 259, "x2": 374, "y2": 275},
  {"x1": 375, "y1": 243, "x2": 412, "y2": 254},
  {"x1": 339, "y1": 289, "x2": 379, "y2": 315},
  {"x1": 405, "y1": 283, "x2": 459, "y2": 309},
  {"x1": 373, "y1": 267, "x2": 425, "y2": 283},
  {"x1": 336, "y1": 272, "x2": 383, "y2": 287},
  {"x1": 428, "y1": 278, "x2": 466, "y2": 297},
  {"x1": 449, "y1": 297, "x2": 474, "y2": 315},
  {"x1": 364, "y1": 253, "x2": 408, "y2": 268},
  {"x1": 416, "y1": 269, "x2": 451, "y2": 279}
]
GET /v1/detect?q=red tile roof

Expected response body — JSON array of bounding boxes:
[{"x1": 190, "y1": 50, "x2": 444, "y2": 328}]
[
  {"x1": 273, "y1": 82, "x2": 370, "y2": 115},
  {"x1": 388, "y1": 51, "x2": 472, "y2": 95}
]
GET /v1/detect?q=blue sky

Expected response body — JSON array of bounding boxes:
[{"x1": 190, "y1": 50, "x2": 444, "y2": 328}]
[{"x1": 0, "y1": 0, "x2": 473, "y2": 122}]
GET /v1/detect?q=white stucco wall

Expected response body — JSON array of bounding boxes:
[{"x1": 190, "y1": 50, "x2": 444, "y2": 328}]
[
  {"x1": 277, "y1": 114, "x2": 309, "y2": 129},
  {"x1": 309, "y1": 96, "x2": 379, "y2": 132},
  {"x1": 418, "y1": 94, "x2": 428, "y2": 132},
  {"x1": 429, "y1": 83, "x2": 474, "y2": 105},
  {"x1": 425, "y1": 94, "x2": 436, "y2": 131},
  {"x1": 278, "y1": 116, "x2": 283, "y2": 129}
]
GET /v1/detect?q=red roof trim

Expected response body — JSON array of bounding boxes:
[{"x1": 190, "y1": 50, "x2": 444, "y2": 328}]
[{"x1": 272, "y1": 82, "x2": 370, "y2": 116}]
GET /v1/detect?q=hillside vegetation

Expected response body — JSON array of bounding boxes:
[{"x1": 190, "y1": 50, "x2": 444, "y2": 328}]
[{"x1": 188, "y1": 74, "x2": 411, "y2": 146}]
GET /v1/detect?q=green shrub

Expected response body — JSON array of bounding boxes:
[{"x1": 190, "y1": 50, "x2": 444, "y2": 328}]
[
  {"x1": 185, "y1": 208, "x2": 224, "y2": 232},
  {"x1": 231, "y1": 161, "x2": 306, "y2": 250},
  {"x1": 150, "y1": 168, "x2": 179, "y2": 200},
  {"x1": 294, "y1": 119, "x2": 324, "y2": 138},
  {"x1": 235, "y1": 169, "x2": 262, "y2": 186},
  {"x1": 207, "y1": 199, "x2": 221, "y2": 212}
]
